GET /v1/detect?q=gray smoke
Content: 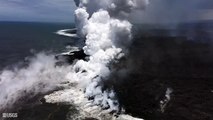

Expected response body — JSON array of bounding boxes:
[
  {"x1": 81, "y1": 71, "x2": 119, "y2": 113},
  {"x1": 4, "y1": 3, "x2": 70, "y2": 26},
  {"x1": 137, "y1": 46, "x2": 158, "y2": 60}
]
[{"x1": 130, "y1": 0, "x2": 213, "y2": 24}]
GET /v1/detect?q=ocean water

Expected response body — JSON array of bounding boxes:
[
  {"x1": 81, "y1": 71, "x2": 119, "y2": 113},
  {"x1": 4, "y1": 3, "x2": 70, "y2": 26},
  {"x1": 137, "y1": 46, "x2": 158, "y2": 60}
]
[
  {"x1": 0, "y1": 22, "x2": 82, "y2": 119},
  {"x1": 0, "y1": 22, "x2": 76, "y2": 69}
]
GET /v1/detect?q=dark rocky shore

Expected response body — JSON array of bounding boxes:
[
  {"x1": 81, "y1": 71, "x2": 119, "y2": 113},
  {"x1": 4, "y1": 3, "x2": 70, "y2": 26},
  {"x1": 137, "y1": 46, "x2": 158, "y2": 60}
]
[{"x1": 104, "y1": 27, "x2": 213, "y2": 120}]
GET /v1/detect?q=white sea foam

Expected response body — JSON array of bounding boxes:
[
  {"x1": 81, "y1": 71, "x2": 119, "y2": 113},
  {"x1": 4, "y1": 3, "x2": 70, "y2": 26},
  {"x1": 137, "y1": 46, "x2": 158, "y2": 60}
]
[
  {"x1": 56, "y1": 29, "x2": 79, "y2": 38},
  {"x1": 44, "y1": 86, "x2": 144, "y2": 120}
]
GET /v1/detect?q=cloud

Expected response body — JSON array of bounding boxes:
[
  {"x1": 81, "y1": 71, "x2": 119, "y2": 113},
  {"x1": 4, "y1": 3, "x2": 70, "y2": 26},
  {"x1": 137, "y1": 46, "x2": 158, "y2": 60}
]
[
  {"x1": 2, "y1": 0, "x2": 213, "y2": 23},
  {"x1": 0, "y1": 0, "x2": 76, "y2": 22},
  {"x1": 197, "y1": 9, "x2": 213, "y2": 21},
  {"x1": 129, "y1": 0, "x2": 213, "y2": 24}
]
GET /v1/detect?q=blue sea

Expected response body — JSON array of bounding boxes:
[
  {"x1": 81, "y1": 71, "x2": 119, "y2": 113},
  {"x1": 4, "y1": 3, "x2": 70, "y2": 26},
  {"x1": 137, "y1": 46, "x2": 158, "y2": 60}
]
[{"x1": 0, "y1": 22, "x2": 76, "y2": 69}]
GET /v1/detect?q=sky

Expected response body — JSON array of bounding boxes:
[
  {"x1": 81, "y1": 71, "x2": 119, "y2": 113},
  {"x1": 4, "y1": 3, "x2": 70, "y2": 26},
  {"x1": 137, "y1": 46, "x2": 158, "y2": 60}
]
[
  {"x1": 0, "y1": 0, "x2": 76, "y2": 23},
  {"x1": 131, "y1": 0, "x2": 213, "y2": 24},
  {"x1": 0, "y1": 0, "x2": 213, "y2": 23}
]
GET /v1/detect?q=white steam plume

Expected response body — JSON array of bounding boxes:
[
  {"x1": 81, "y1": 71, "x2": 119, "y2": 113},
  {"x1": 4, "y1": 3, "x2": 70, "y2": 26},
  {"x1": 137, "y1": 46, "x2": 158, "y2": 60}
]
[
  {"x1": 0, "y1": 53, "x2": 71, "y2": 111},
  {"x1": 70, "y1": 0, "x2": 149, "y2": 112}
]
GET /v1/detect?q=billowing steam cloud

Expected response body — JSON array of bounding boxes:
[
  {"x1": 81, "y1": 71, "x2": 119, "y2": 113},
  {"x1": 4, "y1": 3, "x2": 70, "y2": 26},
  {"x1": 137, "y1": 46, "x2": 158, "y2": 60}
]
[
  {"x1": 71, "y1": 0, "x2": 149, "y2": 112},
  {"x1": 0, "y1": 53, "x2": 72, "y2": 111}
]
